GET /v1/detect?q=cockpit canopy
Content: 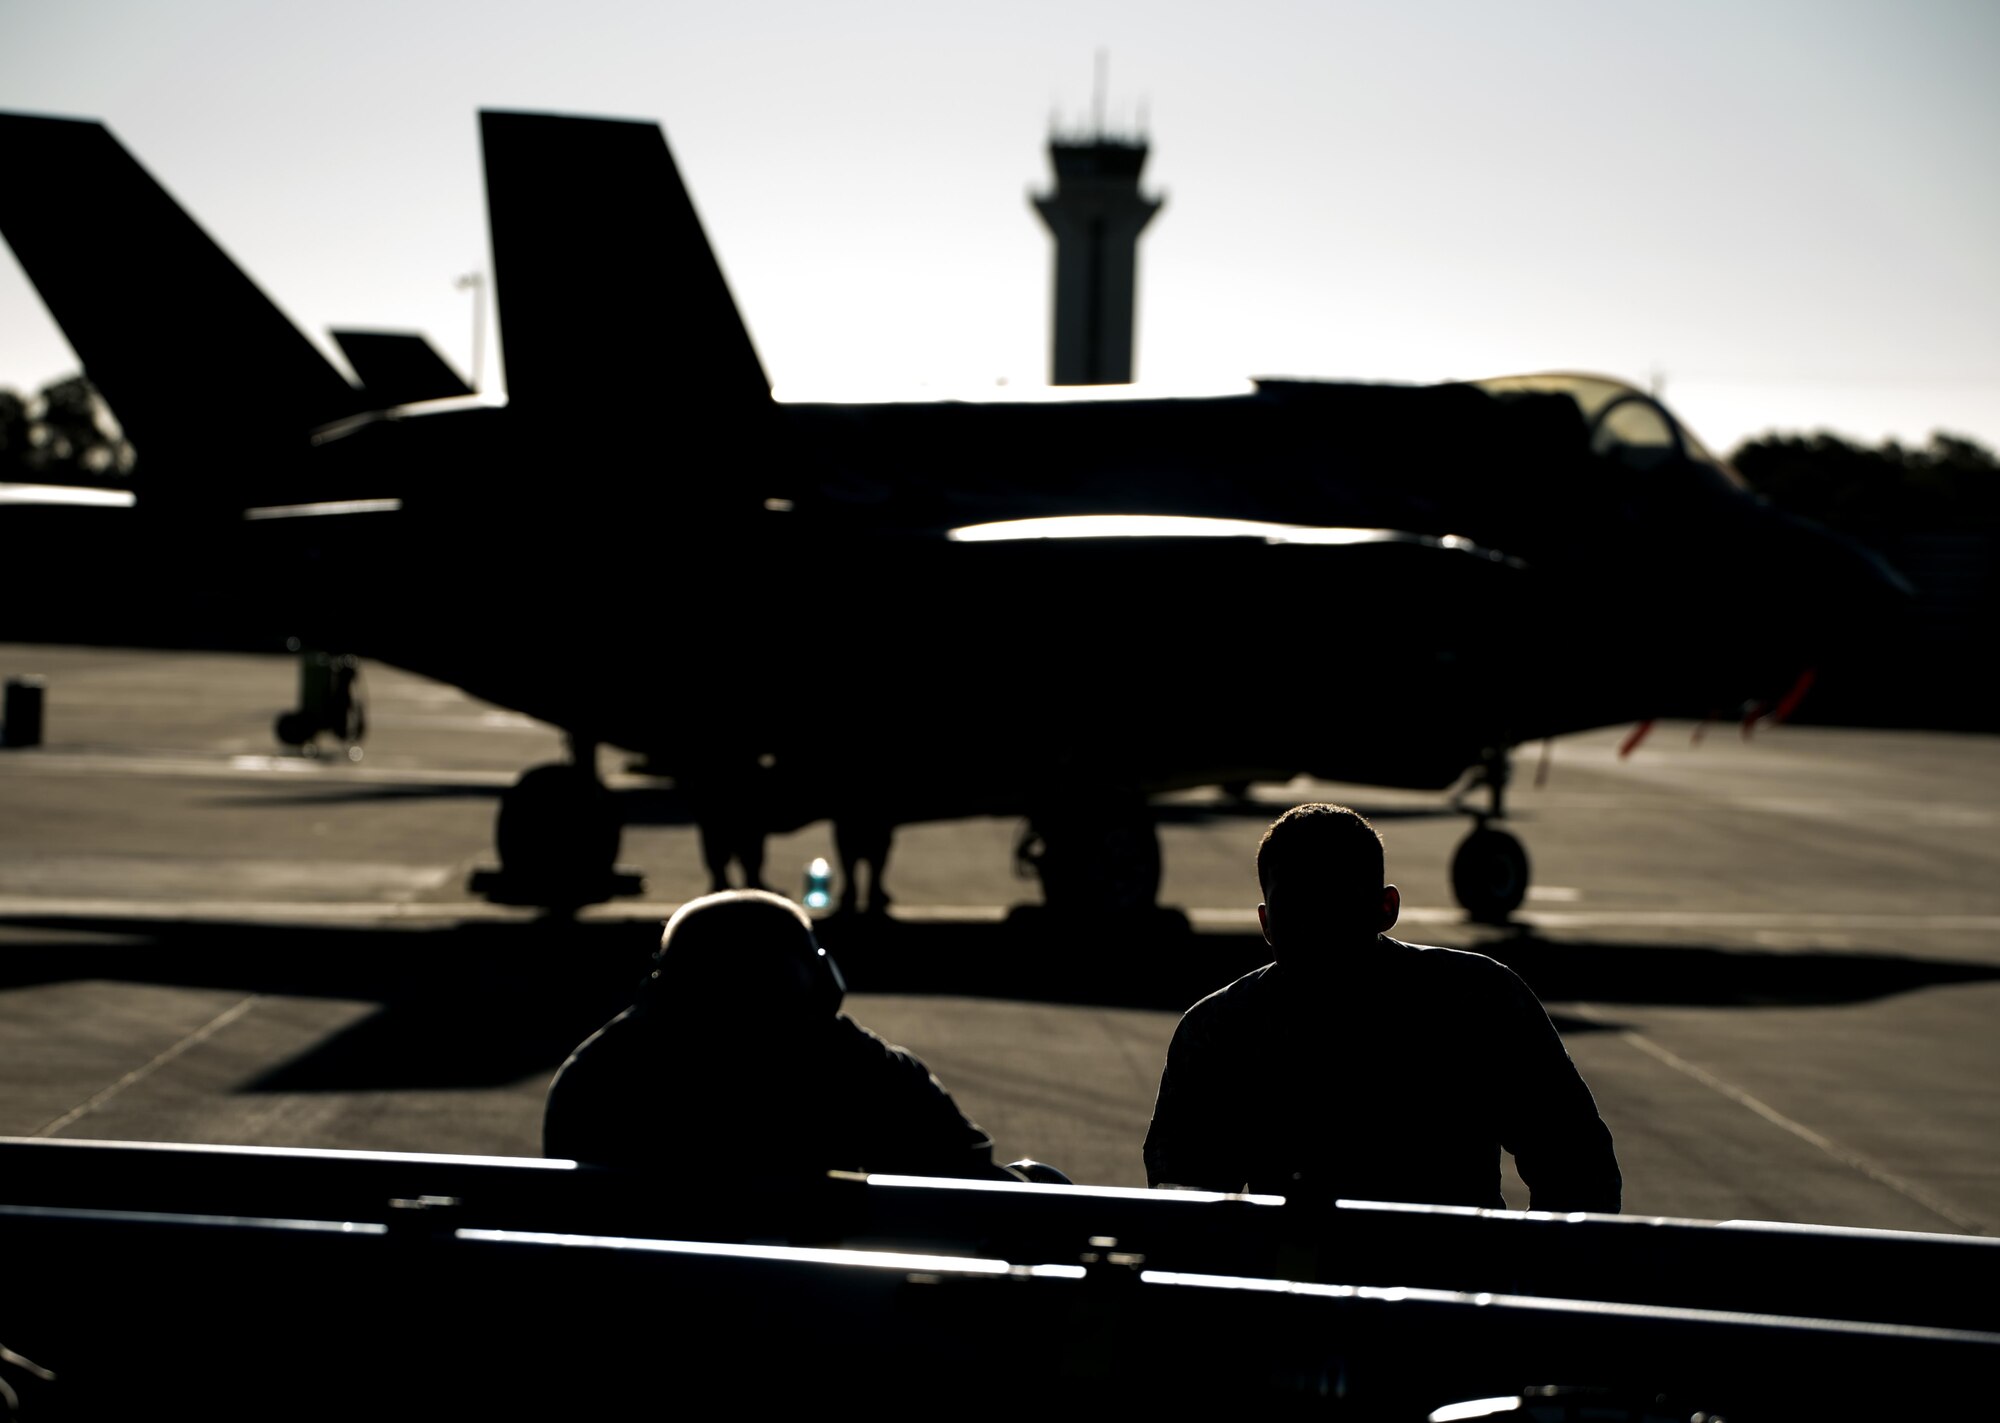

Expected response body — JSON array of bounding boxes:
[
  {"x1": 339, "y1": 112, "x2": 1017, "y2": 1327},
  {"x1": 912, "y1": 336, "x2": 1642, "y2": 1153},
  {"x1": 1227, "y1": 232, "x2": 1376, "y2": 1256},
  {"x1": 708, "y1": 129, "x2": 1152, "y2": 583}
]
[{"x1": 1472, "y1": 372, "x2": 1745, "y2": 489}]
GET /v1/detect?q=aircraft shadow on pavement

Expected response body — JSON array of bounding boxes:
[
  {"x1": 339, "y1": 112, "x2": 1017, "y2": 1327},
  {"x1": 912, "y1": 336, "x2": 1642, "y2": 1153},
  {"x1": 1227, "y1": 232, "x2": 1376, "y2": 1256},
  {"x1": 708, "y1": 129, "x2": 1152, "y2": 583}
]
[
  {"x1": 0, "y1": 916, "x2": 660, "y2": 1092},
  {"x1": 1, "y1": 912, "x2": 1997, "y2": 1093},
  {"x1": 202, "y1": 785, "x2": 505, "y2": 808},
  {"x1": 816, "y1": 915, "x2": 2000, "y2": 1018}
]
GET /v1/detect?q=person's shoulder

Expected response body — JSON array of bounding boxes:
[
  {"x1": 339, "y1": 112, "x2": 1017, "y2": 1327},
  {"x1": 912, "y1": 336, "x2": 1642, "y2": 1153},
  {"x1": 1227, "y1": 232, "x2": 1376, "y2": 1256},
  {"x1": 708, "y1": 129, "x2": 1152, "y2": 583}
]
[
  {"x1": 1177, "y1": 961, "x2": 1278, "y2": 1027},
  {"x1": 1386, "y1": 937, "x2": 1504, "y2": 970},
  {"x1": 1386, "y1": 938, "x2": 1541, "y2": 997},
  {"x1": 832, "y1": 1015, "x2": 932, "y2": 1075},
  {"x1": 543, "y1": 1005, "x2": 649, "y2": 1156},
  {"x1": 834, "y1": 1013, "x2": 896, "y2": 1051},
  {"x1": 556, "y1": 1004, "x2": 644, "y2": 1069},
  {"x1": 831, "y1": 1017, "x2": 975, "y2": 1110},
  {"x1": 1192, "y1": 961, "x2": 1277, "y2": 1008}
]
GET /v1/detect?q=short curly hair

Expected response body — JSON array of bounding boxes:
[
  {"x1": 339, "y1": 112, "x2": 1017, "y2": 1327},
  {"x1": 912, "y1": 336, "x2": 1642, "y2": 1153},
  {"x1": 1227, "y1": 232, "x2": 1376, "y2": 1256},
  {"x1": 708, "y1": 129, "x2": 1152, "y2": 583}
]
[{"x1": 1256, "y1": 803, "x2": 1384, "y2": 903}]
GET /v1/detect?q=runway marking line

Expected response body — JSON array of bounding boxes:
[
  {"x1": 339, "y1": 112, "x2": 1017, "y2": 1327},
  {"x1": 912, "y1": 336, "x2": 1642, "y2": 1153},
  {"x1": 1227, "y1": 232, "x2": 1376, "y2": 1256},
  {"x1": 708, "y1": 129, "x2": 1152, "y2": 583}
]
[
  {"x1": 33, "y1": 995, "x2": 262, "y2": 1138},
  {"x1": 1571, "y1": 1003, "x2": 1988, "y2": 1236},
  {"x1": 1192, "y1": 906, "x2": 2000, "y2": 933},
  {"x1": 2, "y1": 897, "x2": 2000, "y2": 935}
]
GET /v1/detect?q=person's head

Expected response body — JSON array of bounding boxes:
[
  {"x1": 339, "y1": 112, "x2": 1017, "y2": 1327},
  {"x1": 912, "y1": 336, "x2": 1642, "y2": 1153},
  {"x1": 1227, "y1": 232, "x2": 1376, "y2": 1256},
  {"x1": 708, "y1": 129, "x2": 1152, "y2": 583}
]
[
  {"x1": 646, "y1": 889, "x2": 844, "y2": 1029},
  {"x1": 1255, "y1": 803, "x2": 1399, "y2": 959}
]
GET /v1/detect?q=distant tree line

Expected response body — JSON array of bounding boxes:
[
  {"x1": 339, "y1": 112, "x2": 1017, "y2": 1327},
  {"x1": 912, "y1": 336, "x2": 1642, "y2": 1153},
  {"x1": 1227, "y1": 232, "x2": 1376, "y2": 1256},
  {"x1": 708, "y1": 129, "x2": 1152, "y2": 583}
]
[
  {"x1": 0, "y1": 373, "x2": 135, "y2": 484},
  {"x1": 1728, "y1": 429, "x2": 1998, "y2": 542}
]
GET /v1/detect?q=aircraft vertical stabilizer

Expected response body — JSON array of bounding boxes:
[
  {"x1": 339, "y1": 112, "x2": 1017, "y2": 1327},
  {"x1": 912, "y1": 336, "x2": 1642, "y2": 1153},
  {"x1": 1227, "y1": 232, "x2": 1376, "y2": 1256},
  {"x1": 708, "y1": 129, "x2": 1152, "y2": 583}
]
[
  {"x1": 478, "y1": 111, "x2": 770, "y2": 414},
  {"x1": 0, "y1": 114, "x2": 365, "y2": 475}
]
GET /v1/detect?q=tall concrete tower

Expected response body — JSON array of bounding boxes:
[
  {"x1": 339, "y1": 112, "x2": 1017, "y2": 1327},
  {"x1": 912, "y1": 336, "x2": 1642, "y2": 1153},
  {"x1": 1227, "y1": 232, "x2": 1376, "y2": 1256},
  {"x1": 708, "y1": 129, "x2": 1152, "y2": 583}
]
[{"x1": 1032, "y1": 112, "x2": 1163, "y2": 386}]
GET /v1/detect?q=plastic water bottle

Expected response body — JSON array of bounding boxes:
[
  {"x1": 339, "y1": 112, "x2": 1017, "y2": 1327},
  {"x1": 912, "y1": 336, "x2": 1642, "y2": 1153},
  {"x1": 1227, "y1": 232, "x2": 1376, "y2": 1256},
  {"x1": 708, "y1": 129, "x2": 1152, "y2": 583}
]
[{"x1": 803, "y1": 857, "x2": 832, "y2": 911}]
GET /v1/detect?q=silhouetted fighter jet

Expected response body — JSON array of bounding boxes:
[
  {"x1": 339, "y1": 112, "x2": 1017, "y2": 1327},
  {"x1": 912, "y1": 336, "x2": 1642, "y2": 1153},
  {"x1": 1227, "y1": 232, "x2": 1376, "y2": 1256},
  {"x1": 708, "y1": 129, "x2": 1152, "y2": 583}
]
[{"x1": 0, "y1": 110, "x2": 1905, "y2": 920}]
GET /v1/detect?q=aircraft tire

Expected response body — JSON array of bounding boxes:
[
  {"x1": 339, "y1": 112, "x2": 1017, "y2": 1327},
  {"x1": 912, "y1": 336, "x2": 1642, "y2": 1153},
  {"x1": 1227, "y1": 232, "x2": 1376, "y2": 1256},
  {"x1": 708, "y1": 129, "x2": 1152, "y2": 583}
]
[
  {"x1": 1021, "y1": 802, "x2": 1162, "y2": 915},
  {"x1": 274, "y1": 710, "x2": 312, "y2": 749},
  {"x1": 1451, "y1": 826, "x2": 1529, "y2": 924},
  {"x1": 495, "y1": 763, "x2": 622, "y2": 908}
]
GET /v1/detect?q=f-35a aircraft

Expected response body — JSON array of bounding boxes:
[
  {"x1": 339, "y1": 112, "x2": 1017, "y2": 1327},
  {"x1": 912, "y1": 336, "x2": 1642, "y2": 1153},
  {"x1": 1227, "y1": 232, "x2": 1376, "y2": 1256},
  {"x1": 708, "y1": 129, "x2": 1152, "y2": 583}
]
[{"x1": 0, "y1": 109, "x2": 1904, "y2": 920}]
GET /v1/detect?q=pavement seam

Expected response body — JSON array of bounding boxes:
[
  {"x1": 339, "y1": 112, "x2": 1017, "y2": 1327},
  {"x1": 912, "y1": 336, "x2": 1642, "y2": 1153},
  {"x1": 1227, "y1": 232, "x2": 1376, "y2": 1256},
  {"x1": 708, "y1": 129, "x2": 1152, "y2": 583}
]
[
  {"x1": 32, "y1": 995, "x2": 262, "y2": 1138},
  {"x1": 1573, "y1": 1003, "x2": 1988, "y2": 1236}
]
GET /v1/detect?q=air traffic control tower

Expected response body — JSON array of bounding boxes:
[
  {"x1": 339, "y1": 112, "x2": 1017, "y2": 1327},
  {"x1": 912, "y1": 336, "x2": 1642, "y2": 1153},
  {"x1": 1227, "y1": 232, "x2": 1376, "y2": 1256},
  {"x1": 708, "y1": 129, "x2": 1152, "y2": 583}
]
[{"x1": 1032, "y1": 127, "x2": 1163, "y2": 385}]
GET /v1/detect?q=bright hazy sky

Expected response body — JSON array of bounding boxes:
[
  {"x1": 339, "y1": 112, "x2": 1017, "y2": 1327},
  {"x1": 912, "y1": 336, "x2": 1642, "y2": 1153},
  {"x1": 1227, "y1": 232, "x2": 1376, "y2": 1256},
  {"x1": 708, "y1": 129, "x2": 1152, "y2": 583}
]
[{"x1": 2, "y1": 0, "x2": 1995, "y2": 457}]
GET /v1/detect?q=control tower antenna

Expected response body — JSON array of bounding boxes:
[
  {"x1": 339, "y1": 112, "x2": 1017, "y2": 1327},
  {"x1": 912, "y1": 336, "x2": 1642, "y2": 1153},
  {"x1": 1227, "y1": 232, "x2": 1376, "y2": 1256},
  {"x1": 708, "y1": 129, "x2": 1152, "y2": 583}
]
[{"x1": 1031, "y1": 61, "x2": 1163, "y2": 386}]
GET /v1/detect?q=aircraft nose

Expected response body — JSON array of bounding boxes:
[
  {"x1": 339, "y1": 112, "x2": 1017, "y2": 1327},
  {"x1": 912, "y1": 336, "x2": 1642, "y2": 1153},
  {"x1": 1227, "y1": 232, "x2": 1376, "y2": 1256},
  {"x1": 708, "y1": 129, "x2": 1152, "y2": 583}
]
[{"x1": 1768, "y1": 506, "x2": 1916, "y2": 654}]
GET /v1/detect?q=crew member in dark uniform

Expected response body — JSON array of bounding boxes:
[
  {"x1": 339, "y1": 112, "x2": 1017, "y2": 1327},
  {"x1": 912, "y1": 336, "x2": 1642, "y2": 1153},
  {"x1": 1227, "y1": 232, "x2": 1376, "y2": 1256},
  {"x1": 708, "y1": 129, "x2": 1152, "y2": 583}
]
[
  {"x1": 1145, "y1": 803, "x2": 1621, "y2": 1212},
  {"x1": 679, "y1": 754, "x2": 771, "y2": 894},
  {"x1": 544, "y1": 889, "x2": 1013, "y2": 1181}
]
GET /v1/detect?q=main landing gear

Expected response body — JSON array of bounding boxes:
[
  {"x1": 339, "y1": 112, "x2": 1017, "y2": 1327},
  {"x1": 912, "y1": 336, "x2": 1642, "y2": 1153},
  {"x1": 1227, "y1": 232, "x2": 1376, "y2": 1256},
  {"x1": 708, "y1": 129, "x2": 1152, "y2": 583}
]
[
  {"x1": 470, "y1": 736, "x2": 644, "y2": 912},
  {"x1": 1015, "y1": 795, "x2": 1164, "y2": 918},
  {"x1": 1449, "y1": 746, "x2": 1530, "y2": 924}
]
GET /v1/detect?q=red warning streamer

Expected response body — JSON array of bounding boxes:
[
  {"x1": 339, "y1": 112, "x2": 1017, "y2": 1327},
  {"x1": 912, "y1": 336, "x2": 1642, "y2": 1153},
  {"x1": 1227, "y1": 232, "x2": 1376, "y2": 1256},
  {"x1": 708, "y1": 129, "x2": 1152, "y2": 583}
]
[
  {"x1": 1771, "y1": 667, "x2": 1819, "y2": 724},
  {"x1": 1619, "y1": 719, "x2": 1656, "y2": 758}
]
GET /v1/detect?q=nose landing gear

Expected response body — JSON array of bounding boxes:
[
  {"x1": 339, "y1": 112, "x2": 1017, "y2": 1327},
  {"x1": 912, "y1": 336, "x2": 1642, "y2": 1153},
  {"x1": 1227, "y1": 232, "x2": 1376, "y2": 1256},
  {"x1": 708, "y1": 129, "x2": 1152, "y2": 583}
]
[
  {"x1": 1449, "y1": 746, "x2": 1530, "y2": 924},
  {"x1": 273, "y1": 648, "x2": 365, "y2": 760}
]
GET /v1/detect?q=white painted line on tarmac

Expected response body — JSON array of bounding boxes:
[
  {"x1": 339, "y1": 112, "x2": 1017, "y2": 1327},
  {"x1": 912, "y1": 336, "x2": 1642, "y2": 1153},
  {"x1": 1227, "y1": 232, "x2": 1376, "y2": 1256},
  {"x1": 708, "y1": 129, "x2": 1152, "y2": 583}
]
[
  {"x1": 0, "y1": 750, "x2": 522, "y2": 787},
  {"x1": 1189, "y1": 905, "x2": 2000, "y2": 932},
  {"x1": 1183, "y1": 907, "x2": 1270, "y2": 928},
  {"x1": 2, "y1": 896, "x2": 1997, "y2": 936},
  {"x1": 1466, "y1": 909, "x2": 2000, "y2": 933},
  {"x1": 0, "y1": 750, "x2": 666, "y2": 791},
  {"x1": 1570, "y1": 1004, "x2": 1989, "y2": 1237},
  {"x1": 0, "y1": 896, "x2": 1004, "y2": 926},
  {"x1": 34, "y1": 995, "x2": 261, "y2": 1138},
  {"x1": 0, "y1": 896, "x2": 535, "y2": 923}
]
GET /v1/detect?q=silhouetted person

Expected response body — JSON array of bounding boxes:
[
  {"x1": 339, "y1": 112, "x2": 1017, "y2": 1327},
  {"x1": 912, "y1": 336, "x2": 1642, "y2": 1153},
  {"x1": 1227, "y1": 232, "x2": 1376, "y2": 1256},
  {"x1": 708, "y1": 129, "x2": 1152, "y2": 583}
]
[
  {"x1": 834, "y1": 814, "x2": 895, "y2": 915},
  {"x1": 680, "y1": 757, "x2": 769, "y2": 893},
  {"x1": 1144, "y1": 803, "x2": 1621, "y2": 1212},
  {"x1": 543, "y1": 890, "x2": 1015, "y2": 1180},
  {"x1": 697, "y1": 813, "x2": 767, "y2": 894}
]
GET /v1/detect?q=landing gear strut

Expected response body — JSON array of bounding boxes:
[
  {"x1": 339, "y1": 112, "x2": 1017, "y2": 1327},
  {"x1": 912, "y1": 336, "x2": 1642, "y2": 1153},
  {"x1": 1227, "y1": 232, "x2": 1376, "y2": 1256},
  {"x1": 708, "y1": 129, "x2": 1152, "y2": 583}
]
[
  {"x1": 1449, "y1": 746, "x2": 1530, "y2": 924},
  {"x1": 274, "y1": 649, "x2": 365, "y2": 759},
  {"x1": 471, "y1": 736, "x2": 643, "y2": 911}
]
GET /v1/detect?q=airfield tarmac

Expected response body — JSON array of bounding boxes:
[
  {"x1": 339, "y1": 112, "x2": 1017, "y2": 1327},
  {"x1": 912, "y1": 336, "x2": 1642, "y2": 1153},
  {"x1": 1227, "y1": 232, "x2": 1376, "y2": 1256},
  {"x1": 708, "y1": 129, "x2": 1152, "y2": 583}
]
[{"x1": 2, "y1": 642, "x2": 1997, "y2": 1236}]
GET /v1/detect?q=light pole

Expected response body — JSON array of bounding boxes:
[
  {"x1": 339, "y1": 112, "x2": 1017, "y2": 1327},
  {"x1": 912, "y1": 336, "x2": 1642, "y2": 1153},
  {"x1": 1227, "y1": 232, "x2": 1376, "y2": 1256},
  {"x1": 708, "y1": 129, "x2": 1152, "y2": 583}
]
[{"x1": 456, "y1": 271, "x2": 485, "y2": 393}]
